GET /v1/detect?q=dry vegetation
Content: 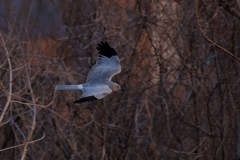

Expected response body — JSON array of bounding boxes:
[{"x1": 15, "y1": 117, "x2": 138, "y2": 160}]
[{"x1": 0, "y1": 0, "x2": 240, "y2": 159}]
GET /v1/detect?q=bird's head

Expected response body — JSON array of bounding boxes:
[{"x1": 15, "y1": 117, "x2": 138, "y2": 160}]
[{"x1": 111, "y1": 83, "x2": 121, "y2": 92}]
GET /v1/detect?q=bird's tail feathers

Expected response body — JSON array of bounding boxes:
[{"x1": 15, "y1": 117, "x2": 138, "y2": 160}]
[{"x1": 55, "y1": 84, "x2": 83, "y2": 90}]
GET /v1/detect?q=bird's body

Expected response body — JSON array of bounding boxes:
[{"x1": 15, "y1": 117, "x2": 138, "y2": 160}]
[{"x1": 55, "y1": 41, "x2": 121, "y2": 103}]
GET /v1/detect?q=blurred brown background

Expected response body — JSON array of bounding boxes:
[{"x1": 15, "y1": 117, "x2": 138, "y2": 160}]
[{"x1": 0, "y1": 0, "x2": 240, "y2": 159}]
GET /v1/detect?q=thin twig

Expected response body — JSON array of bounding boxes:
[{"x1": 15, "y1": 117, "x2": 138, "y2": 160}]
[
  {"x1": 10, "y1": 90, "x2": 57, "y2": 108},
  {"x1": 0, "y1": 133, "x2": 45, "y2": 152},
  {"x1": 195, "y1": 0, "x2": 240, "y2": 62},
  {"x1": 0, "y1": 119, "x2": 10, "y2": 127},
  {"x1": 21, "y1": 43, "x2": 37, "y2": 160},
  {"x1": 0, "y1": 32, "x2": 13, "y2": 124}
]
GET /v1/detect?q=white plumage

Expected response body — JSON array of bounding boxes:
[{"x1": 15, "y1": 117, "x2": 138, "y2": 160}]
[{"x1": 55, "y1": 41, "x2": 121, "y2": 103}]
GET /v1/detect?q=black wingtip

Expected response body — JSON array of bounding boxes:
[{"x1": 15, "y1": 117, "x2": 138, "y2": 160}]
[
  {"x1": 73, "y1": 96, "x2": 98, "y2": 104},
  {"x1": 96, "y1": 41, "x2": 117, "y2": 58}
]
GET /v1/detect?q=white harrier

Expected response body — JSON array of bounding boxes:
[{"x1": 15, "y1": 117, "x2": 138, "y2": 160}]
[{"x1": 55, "y1": 41, "x2": 121, "y2": 103}]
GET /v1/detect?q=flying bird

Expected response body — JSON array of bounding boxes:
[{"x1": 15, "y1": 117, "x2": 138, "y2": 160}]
[{"x1": 55, "y1": 41, "x2": 121, "y2": 103}]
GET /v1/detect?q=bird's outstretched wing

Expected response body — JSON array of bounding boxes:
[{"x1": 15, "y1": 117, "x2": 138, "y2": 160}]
[
  {"x1": 73, "y1": 85, "x2": 112, "y2": 103},
  {"x1": 86, "y1": 41, "x2": 121, "y2": 84}
]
